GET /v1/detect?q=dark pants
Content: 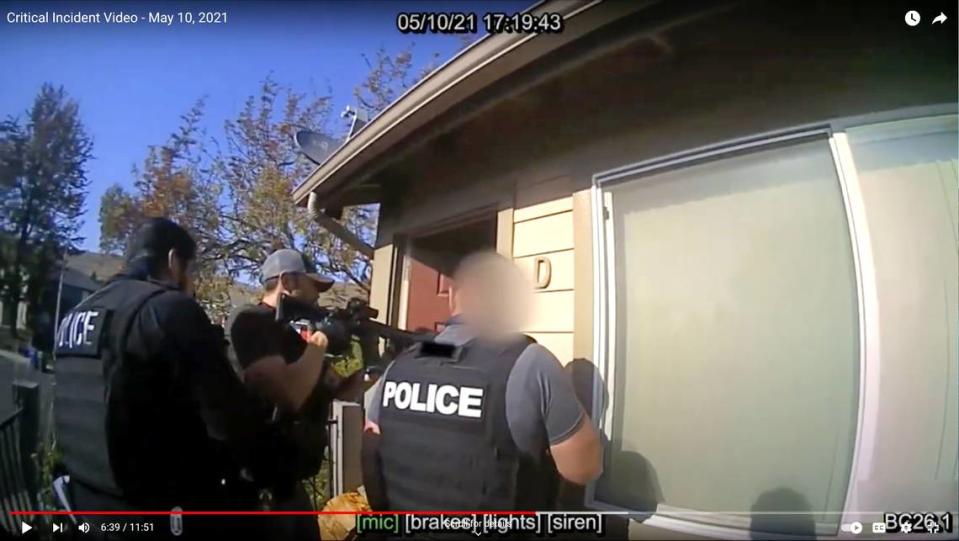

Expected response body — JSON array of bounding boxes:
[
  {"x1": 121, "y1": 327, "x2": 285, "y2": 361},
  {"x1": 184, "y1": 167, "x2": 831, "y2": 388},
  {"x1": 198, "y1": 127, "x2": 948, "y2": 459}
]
[
  {"x1": 67, "y1": 481, "x2": 269, "y2": 541},
  {"x1": 267, "y1": 482, "x2": 322, "y2": 541}
]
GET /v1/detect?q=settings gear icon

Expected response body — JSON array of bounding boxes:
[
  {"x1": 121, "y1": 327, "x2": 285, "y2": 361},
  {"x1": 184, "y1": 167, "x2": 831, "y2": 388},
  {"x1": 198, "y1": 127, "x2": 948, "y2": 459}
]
[{"x1": 901, "y1": 522, "x2": 913, "y2": 534}]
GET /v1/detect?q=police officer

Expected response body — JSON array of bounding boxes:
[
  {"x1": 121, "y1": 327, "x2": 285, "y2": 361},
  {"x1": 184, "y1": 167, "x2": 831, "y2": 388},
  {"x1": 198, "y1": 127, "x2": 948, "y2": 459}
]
[
  {"x1": 228, "y1": 248, "x2": 367, "y2": 540},
  {"x1": 54, "y1": 218, "x2": 290, "y2": 540},
  {"x1": 362, "y1": 251, "x2": 603, "y2": 514}
]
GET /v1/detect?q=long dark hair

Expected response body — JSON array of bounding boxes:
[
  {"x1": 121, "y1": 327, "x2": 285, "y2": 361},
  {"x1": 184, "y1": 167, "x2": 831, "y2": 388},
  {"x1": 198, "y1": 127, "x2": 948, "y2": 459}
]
[{"x1": 121, "y1": 217, "x2": 197, "y2": 280}]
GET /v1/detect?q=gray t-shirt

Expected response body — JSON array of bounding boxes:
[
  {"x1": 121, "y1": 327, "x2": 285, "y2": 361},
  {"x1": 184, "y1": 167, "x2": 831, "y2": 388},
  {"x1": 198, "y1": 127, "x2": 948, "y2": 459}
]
[{"x1": 365, "y1": 323, "x2": 585, "y2": 456}]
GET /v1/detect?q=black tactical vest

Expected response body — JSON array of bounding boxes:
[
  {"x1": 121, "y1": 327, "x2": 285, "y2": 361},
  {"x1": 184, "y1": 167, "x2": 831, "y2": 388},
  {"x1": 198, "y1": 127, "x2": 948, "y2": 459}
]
[
  {"x1": 54, "y1": 279, "x2": 169, "y2": 499},
  {"x1": 378, "y1": 335, "x2": 560, "y2": 511}
]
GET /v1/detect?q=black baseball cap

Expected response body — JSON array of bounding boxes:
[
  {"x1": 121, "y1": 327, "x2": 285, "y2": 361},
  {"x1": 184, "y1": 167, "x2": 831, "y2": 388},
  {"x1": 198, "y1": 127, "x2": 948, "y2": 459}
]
[{"x1": 260, "y1": 249, "x2": 334, "y2": 292}]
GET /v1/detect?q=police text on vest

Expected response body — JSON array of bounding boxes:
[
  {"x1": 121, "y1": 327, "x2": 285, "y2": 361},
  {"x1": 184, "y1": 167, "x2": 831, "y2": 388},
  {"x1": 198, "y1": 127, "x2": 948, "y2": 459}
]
[
  {"x1": 57, "y1": 310, "x2": 100, "y2": 349},
  {"x1": 382, "y1": 381, "x2": 484, "y2": 418}
]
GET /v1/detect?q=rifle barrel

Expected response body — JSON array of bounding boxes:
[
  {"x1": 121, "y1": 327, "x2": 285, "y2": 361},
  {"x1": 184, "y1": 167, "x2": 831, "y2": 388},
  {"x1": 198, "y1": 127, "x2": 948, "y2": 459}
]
[{"x1": 363, "y1": 320, "x2": 429, "y2": 343}]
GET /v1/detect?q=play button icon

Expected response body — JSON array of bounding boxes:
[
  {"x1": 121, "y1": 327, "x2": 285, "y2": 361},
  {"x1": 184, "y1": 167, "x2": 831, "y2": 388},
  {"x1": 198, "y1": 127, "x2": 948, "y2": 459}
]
[{"x1": 21, "y1": 522, "x2": 32, "y2": 534}]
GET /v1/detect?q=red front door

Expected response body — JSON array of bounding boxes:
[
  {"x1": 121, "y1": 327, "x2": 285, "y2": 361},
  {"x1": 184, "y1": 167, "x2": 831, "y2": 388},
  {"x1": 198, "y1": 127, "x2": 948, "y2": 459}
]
[
  {"x1": 406, "y1": 257, "x2": 453, "y2": 333},
  {"x1": 402, "y1": 216, "x2": 497, "y2": 333}
]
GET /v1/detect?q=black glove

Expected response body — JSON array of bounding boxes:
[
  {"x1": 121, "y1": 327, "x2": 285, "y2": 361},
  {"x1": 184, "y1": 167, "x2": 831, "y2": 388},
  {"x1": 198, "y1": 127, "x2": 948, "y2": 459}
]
[{"x1": 315, "y1": 317, "x2": 352, "y2": 356}]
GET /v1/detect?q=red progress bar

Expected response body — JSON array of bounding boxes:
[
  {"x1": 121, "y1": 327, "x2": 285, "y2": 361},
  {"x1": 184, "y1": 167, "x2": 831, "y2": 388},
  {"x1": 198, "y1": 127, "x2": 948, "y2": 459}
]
[{"x1": 11, "y1": 510, "x2": 537, "y2": 516}]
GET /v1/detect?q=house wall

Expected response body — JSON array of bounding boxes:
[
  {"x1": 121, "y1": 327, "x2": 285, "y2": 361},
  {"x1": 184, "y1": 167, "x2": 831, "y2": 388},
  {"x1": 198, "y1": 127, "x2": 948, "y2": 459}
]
[
  {"x1": 369, "y1": 0, "x2": 956, "y2": 367},
  {"x1": 373, "y1": 174, "x2": 595, "y2": 368},
  {"x1": 511, "y1": 175, "x2": 576, "y2": 364},
  {"x1": 362, "y1": 3, "x2": 956, "y2": 535}
]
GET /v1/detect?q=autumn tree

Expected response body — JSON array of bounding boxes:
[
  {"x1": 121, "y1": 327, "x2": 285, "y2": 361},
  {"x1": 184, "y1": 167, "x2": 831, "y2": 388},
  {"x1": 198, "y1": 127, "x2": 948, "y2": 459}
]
[
  {"x1": 0, "y1": 84, "x2": 92, "y2": 338},
  {"x1": 215, "y1": 77, "x2": 376, "y2": 293},
  {"x1": 222, "y1": 45, "x2": 443, "y2": 293},
  {"x1": 354, "y1": 44, "x2": 440, "y2": 115},
  {"x1": 98, "y1": 43, "x2": 441, "y2": 316},
  {"x1": 99, "y1": 100, "x2": 234, "y2": 321}
]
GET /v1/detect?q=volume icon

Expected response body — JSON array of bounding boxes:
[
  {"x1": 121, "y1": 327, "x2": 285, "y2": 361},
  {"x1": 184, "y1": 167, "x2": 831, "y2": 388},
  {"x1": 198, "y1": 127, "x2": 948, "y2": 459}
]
[{"x1": 79, "y1": 522, "x2": 91, "y2": 533}]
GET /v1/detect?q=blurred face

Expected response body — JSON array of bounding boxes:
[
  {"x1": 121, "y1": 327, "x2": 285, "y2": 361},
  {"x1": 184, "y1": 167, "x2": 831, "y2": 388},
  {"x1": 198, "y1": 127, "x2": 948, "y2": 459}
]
[
  {"x1": 449, "y1": 254, "x2": 531, "y2": 338},
  {"x1": 280, "y1": 273, "x2": 320, "y2": 305},
  {"x1": 167, "y1": 249, "x2": 197, "y2": 297}
]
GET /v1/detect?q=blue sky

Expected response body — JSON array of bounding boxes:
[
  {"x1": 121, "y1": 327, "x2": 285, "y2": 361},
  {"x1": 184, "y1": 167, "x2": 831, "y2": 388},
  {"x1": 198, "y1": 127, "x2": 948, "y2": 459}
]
[{"x1": 1, "y1": 0, "x2": 528, "y2": 251}]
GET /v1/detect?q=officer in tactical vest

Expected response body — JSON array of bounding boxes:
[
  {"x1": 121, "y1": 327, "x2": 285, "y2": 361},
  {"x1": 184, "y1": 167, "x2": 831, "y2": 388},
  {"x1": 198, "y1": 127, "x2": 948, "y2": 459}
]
[
  {"x1": 54, "y1": 218, "x2": 291, "y2": 540},
  {"x1": 362, "y1": 252, "x2": 603, "y2": 513},
  {"x1": 228, "y1": 248, "x2": 368, "y2": 540}
]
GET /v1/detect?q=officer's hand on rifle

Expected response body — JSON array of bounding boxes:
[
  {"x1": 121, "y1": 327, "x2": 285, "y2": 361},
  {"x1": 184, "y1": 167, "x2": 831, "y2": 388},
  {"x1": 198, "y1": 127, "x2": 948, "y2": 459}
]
[{"x1": 306, "y1": 330, "x2": 329, "y2": 352}]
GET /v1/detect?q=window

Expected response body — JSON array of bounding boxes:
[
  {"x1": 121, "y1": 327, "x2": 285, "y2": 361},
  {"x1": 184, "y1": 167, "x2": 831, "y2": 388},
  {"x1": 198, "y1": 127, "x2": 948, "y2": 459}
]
[
  {"x1": 843, "y1": 115, "x2": 958, "y2": 511},
  {"x1": 595, "y1": 137, "x2": 860, "y2": 535}
]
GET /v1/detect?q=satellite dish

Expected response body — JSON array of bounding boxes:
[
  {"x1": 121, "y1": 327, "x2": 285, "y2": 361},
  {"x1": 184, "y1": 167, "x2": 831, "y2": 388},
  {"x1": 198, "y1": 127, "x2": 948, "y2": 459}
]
[{"x1": 294, "y1": 130, "x2": 341, "y2": 165}]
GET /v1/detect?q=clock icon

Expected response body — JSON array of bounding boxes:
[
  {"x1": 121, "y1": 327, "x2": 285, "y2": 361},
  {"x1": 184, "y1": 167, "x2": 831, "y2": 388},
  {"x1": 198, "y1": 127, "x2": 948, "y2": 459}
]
[{"x1": 905, "y1": 10, "x2": 921, "y2": 26}]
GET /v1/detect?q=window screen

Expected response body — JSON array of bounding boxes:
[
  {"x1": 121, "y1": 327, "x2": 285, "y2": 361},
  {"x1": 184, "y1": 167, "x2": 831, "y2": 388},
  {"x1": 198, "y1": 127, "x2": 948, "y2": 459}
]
[{"x1": 596, "y1": 138, "x2": 859, "y2": 535}]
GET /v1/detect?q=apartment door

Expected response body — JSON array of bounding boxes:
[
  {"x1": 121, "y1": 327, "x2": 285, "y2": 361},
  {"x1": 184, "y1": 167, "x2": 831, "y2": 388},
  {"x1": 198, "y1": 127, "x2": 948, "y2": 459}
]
[{"x1": 404, "y1": 217, "x2": 497, "y2": 332}]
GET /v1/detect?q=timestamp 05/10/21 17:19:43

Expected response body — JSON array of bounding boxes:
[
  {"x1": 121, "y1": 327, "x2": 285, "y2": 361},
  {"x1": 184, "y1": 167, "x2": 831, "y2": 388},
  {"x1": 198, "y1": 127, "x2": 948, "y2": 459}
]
[{"x1": 396, "y1": 11, "x2": 564, "y2": 35}]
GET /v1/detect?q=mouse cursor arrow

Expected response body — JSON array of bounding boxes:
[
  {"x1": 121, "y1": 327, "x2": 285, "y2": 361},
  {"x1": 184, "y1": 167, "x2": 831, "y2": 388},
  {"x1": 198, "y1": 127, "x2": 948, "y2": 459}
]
[{"x1": 933, "y1": 12, "x2": 947, "y2": 24}]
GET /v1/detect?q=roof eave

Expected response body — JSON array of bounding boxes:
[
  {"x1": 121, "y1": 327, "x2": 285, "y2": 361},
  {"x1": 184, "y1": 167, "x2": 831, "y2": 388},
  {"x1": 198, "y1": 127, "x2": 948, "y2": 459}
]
[{"x1": 292, "y1": 0, "x2": 652, "y2": 207}]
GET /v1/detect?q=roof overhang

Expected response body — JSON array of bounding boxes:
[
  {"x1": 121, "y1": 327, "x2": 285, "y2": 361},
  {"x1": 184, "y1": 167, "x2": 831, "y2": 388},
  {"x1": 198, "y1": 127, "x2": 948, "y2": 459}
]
[{"x1": 292, "y1": 0, "x2": 654, "y2": 207}]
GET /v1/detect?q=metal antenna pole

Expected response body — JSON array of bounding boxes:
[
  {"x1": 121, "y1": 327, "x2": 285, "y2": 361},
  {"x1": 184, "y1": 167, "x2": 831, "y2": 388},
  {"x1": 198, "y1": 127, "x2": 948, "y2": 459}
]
[{"x1": 51, "y1": 265, "x2": 65, "y2": 362}]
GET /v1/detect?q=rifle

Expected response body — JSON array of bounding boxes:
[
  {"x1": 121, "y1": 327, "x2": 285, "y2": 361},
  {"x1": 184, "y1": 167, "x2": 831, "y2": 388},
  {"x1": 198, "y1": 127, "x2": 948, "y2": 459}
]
[{"x1": 274, "y1": 294, "x2": 432, "y2": 373}]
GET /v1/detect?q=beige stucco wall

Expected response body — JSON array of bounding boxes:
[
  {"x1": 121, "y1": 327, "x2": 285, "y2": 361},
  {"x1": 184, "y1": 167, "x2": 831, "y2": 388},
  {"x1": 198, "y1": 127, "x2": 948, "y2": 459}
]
[
  {"x1": 511, "y1": 175, "x2": 577, "y2": 365},
  {"x1": 368, "y1": 244, "x2": 394, "y2": 325},
  {"x1": 507, "y1": 184, "x2": 597, "y2": 368}
]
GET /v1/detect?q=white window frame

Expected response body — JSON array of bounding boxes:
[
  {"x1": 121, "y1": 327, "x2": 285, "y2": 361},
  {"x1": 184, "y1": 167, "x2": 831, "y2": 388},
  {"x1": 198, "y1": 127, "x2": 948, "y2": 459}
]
[{"x1": 586, "y1": 103, "x2": 958, "y2": 539}]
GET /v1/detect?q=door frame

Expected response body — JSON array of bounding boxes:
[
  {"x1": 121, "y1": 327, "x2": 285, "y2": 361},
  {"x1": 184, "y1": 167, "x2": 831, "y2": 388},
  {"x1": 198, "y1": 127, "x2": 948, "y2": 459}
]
[{"x1": 391, "y1": 204, "x2": 501, "y2": 331}]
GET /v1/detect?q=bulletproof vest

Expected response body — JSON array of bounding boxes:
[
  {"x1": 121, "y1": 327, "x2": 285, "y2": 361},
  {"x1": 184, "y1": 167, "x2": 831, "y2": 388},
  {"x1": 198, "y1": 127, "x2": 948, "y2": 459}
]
[
  {"x1": 54, "y1": 279, "x2": 168, "y2": 499},
  {"x1": 378, "y1": 335, "x2": 560, "y2": 511}
]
